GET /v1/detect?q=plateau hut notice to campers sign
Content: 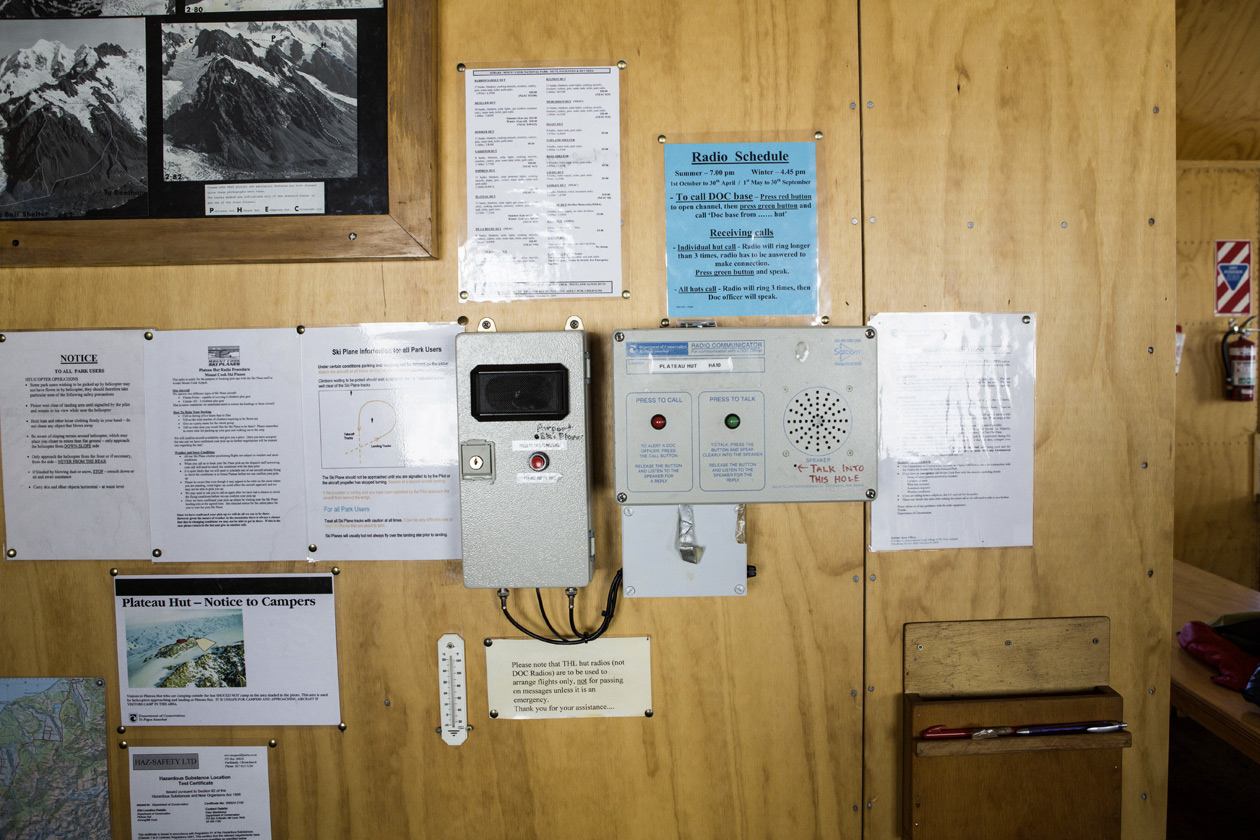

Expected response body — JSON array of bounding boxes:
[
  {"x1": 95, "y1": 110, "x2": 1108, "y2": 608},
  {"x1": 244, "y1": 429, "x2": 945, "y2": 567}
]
[{"x1": 664, "y1": 141, "x2": 819, "y2": 318}]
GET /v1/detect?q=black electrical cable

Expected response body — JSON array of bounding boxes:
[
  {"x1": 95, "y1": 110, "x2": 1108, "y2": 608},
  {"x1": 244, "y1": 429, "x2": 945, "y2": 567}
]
[
  {"x1": 499, "y1": 570, "x2": 624, "y2": 645},
  {"x1": 535, "y1": 588, "x2": 564, "y2": 638}
]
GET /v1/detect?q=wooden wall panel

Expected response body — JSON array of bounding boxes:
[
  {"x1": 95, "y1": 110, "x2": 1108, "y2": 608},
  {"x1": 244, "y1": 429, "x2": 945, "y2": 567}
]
[
  {"x1": 1174, "y1": 163, "x2": 1260, "y2": 587},
  {"x1": 859, "y1": 3, "x2": 1175, "y2": 840},
  {"x1": 0, "y1": 1, "x2": 866, "y2": 839},
  {"x1": 1176, "y1": 0, "x2": 1260, "y2": 160}
]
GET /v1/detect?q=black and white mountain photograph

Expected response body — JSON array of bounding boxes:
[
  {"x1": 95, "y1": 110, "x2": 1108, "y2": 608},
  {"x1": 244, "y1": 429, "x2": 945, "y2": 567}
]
[
  {"x1": 0, "y1": 18, "x2": 148, "y2": 219},
  {"x1": 161, "y1": 19, "x2": 359, "y2": 183},
  {"x1": 0, "y1": 0, "x2": 174, "y2": 17},
  {"x1": 188, "y1": 0, "x2": 380, "y2": 10}
]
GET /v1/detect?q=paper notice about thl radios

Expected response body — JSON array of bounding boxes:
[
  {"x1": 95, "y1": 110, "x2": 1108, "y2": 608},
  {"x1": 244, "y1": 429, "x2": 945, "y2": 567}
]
[{"x1": 868, "y1": 312, "x2": 1035, "y2": 551}]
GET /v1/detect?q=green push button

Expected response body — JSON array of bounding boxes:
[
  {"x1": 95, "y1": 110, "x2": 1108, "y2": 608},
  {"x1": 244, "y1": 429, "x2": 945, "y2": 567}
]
[{"x1": 724, "y1": 413, "x2": 741, "y2": 430}]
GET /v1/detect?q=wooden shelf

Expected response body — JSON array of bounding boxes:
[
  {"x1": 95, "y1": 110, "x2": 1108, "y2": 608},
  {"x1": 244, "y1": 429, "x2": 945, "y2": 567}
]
[{"x1": 914, "y1": 730, "x2": 1132, "y2": 758}]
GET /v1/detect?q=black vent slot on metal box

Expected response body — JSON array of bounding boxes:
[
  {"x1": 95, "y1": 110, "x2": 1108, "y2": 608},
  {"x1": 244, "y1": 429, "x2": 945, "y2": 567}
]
[{"x1": 470, "y1": 364, "x2": 569, "y2": 421}]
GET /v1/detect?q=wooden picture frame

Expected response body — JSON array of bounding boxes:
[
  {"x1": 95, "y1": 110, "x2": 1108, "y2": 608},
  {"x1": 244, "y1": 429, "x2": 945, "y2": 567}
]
[{"x1": 0, "y1": 1, "x2": 435, "y2": 267}]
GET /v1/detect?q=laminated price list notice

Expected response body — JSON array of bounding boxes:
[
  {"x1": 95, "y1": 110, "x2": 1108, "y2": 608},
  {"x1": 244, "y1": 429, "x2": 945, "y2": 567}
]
[{"x1": 664, "y1": 141, "x2": 819, "y2": 317}]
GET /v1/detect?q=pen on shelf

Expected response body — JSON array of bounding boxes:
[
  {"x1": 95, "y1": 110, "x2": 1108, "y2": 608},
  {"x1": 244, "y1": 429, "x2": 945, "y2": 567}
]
[
  {"x1": 1013, "y1": 720, "x2": 1127, "y2": 736},
  {"x1": 920, "y1": 721, "x2": 1127, "y2": 739}
]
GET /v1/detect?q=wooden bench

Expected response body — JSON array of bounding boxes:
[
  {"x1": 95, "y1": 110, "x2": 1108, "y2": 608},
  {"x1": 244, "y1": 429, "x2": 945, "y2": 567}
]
[{"x1": 1171, "y1": 560, "x2": 1260, "y2": 763}]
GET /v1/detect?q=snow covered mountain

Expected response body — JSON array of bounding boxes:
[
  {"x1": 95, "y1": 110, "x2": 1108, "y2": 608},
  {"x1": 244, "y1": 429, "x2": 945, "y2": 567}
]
[
  {"x1": 162, "y1": 20, "x2": 358, "y2": 182},
  {"x1": 0, "y1": 0, "x2": 174, "y2": 15},
  {"x1": 0, "y1": 38, "x2": 147, "y2": 218}
]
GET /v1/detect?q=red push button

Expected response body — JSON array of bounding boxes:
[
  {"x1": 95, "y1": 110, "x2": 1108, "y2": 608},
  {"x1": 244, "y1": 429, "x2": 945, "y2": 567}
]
[
  {"x1": 529, "y1": 452, "x2": 549, "y2": 471},
  {"x1": 651, "y1": 414, "x2": 667, "y2": 430}
]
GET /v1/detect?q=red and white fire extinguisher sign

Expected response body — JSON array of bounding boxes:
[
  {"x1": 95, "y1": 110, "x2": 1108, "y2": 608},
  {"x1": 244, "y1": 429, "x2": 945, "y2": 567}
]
[{"x1": 1223, "y1": 317, "x2": 1257, "y2": 401}]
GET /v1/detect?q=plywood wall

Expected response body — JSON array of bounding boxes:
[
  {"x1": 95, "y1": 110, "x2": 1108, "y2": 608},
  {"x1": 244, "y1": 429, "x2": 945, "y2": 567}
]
[
  {"x1": 859, "y1": 2, "x2": 1175, "y2": 839},
  {"x1": 1177, "y1": 0, "x2": 1260, "y2": 160},
  {"x1": 0, "y1": 1, "x2": 1175, "y2": 839},
  {"x1": 1174, "y1": 163, "x2": 1260, "y2": 587}
]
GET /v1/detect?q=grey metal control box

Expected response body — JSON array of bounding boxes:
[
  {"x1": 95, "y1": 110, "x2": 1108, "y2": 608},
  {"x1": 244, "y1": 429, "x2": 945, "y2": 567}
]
[
  {"x1": 612, "y1": 327, "x2": 877, "y2": 505},
  {"x1": 456, "y1": 330, "x2": 594, "y2": 589}
]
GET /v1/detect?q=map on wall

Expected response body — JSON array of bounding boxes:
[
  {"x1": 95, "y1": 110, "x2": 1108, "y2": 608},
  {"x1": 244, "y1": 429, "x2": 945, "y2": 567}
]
[{"x1": 0, "y1": 677, "x2": 110, "y2": 840}]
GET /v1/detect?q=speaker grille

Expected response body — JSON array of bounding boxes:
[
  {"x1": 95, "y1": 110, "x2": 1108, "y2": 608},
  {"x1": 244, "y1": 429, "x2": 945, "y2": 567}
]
[{"x1": 784, "y1": 387, "x2": 849, "y2": 454}]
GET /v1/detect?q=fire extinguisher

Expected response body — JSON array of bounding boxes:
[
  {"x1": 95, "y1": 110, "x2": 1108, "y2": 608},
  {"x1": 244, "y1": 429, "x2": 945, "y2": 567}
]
[{"x1": 1223, "y1": 316, "x2": 1257, "y2": 401}]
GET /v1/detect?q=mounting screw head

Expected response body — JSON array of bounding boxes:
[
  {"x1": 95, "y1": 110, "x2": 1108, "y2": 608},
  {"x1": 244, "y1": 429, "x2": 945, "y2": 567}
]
[
  {"x1": 917, "y1": 644, "x2": 924, "y2": 650},
  {"x1": 456, "y1": 63, "x2": 466, "y2": 72},
  {"x1": 624, "y1": 585, "x2": 636, "y2": 596},
  {"x1": 850, "y1": 102, "x2": 857, "y2": 109},
  {"x1": 967, "y1": 221, "x2": 974, "y2": 228},
  {"x1": 614, "y1": 332, "x2": 625, "y2": 342},
  {"x1": 1093, "y1": 638, "x2": 1099, "y2": 644},
  {"x1": 1147, "y1": 569, "x2": 1154, "y2": 577},
  {"x1": 644, "y1": 709, "x2": 654, "y2": 717},
  {"x1": 489, "y1": 710, "x2": 499, "y2": 719},
  {"x1": 865, "y1": 489, "x2": 876, "y2": 500},
  {"x1": 617, "y1": 59, "x2": 627, "y2": 69},
  {"x1": 814, "y1": 130, "x2": 824, "y2": 140},
  {"x1": 657, "y1": 134, "x2": 667, "y2": 143},
  {"x1": 484, "y1": 638, "x2": 493, "y2": 647},
  {"x1": 569, "y1": 319, "x2": 580, "y2": 329},
  {"x1": 821, "y1": 315, "x2": 831, "y2": 325},
  {"x1": 621, "y1": 290, "x2": 631, "y2": 299},
  {"x1": 480, "y1": 320, "x2": 492, "y2": 330},
  {"x1": 457, "y1": 315, "x2": 469, "y2": 326},
  {"x1": 1061, "y1": 221, "x2": 1068, "y2": 228},
  {"x1": 0, "y1": 333, "x2": 5, "y2": 341},
  {"x1": 865, "y1": 328, "x2": 876, "y2": 339},
  {"x1": 1153, "y1": 106, "x2": 1160, "y2": 113},
  {"x1": 296, "y1": 325, "x2": 306, "y2": 335},
  {"x1": 269, "y1": 739, "x2": 277, "y2": 748},
  {"x1": 851, "y1": 689, "x2": 858, "y2": 696},
  {"x1": 1148, "y1": 218, "x2": 1155, "y2": 226},
  {"x1": 459, "y1": 290, "x2": 469, "y2": 300},
  {"x1": 151, "y1": 549, "x2": 162, "y2": 559},
  {"x1": 331, "y1": 566, "x2": 340, "y2": 575},
  {"x1": 1022, "y1": 315, "x2": 1032, "y2": 324},
  {"x1": 308, "y1": 544, "x2": 318, "y2": 553},
  {"x1": 109, "y1": 567, "x2": 118, "y2": 576},
  {"x1": 117, "y1": 726, "x2": 126, "y2": 734},
  {"x1": 348, "y1": 232, "x2": 357, "y2": 241},
  {"x1": 6, "y1": 549, "x2": 16, "y2": 559},
  {"x1": 144, "y1": 331, "x2": 154, "y2": 341},
  {"x1": 866, "y1": 101, "x2": 874, "y2": 108},
  {"x1": 617, "y1": 493, "x2": 628, "y2": 503},
  {"x1": 1005, "y1": 640, "x2": 1012, "y2": 646},
  {"x1": 338, "y1": 722, "x2": 347, "y2": 732},
  {"x1": 734, "y1": 584, "x2": 746, "y2": 595},
  {"x1": 660, "y1": 319, "x2": 670, "y2": 327},
  {"x1": 853, "y1": 575, "x2": 859, "y2": 582},
  {"x1": 119, "y1": 741, "x2": 128, "y2": 750},
  {"x1": 869, "y1": 574, "x2": 877, "y2": 581}
]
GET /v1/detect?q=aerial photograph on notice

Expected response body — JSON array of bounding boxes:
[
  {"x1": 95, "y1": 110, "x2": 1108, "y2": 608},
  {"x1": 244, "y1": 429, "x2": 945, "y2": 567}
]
[
  {"x1": 125, "y1": 608, "x2": 247, "y2": 689},
  {"x1": 161, "y1": 19, "x2": 358, "y2": 182},
  {"x1": 0, "y1": 1, "x2": 173, "y2": 18},
  {"x1": 188, "y1": 0, "x2": 379, "y2": 10},
  {"x1": 0, "y1": 18, "x2": 147, "y2": 219},
  {"x1": 0, "y1": 677, "x2": 110, "y2": 840}
]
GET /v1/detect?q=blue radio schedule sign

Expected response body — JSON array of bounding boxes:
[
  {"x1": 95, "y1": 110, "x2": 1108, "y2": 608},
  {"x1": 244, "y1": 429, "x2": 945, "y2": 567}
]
[{"x1": 664, "y1": 141, "x2": 819, "y2": 317}]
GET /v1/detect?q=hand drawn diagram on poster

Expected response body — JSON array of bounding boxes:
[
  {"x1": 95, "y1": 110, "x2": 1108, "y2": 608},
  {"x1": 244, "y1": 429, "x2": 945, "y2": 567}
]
[
  {"x1": 664, "y1": 140, "x2": 819, "y2": 317},
  {"x1": 0, "y1": 677, "x2": 109, "y2": 840}
]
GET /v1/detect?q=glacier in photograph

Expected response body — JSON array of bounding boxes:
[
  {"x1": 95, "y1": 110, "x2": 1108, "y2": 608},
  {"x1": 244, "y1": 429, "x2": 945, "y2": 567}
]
[
  {"x1": 0, "y1": 19, "x2": 147, "y2": 219},
  {"x1": 162, "y1": 19, "x2": 358, "y2": 182}
]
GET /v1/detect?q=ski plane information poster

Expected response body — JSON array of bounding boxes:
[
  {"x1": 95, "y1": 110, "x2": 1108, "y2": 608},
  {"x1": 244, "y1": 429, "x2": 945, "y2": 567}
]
[
  {"x1": 115, "y1": 575, "x2": 340, "y2": 727},
  {"x1": 300, "y1": 323, "x2": 461, "y2": 561}
]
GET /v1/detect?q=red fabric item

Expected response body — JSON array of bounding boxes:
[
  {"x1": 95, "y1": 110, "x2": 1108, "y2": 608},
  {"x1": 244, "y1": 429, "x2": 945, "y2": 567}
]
[{"x1": 1179, "y1": 621, "x2": 1260, "y2": 691}]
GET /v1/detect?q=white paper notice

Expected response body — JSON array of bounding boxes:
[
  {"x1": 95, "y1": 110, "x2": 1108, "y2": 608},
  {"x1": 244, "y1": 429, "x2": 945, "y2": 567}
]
[
  {"x1": 869, "y1": 313, "x2": 1036, "y2": 551},
  {"x1": 301, "y1": 323, "x2": 460, "y2": 561},
  {"x1": 204, "y1": 182, "x2": 324, "y2": 216},
  {"x1": 116, "y1": 575, "x2": 340, "y2": 726},
  {"x1": 130, "y1": 747, "x2": 271, "y2": 840},
  {"x1": 462, "y1": 66, "x2": 622, "y2": 300},
  {"x1": 145, "y1": 329, "x2": 306, "y2": 562},
  {"x1": 485, "y1": 636, "x2": 651, "y2": 719},
  {"x1": 0, "y1": 330, "x2": 150, "y2": 560}
]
